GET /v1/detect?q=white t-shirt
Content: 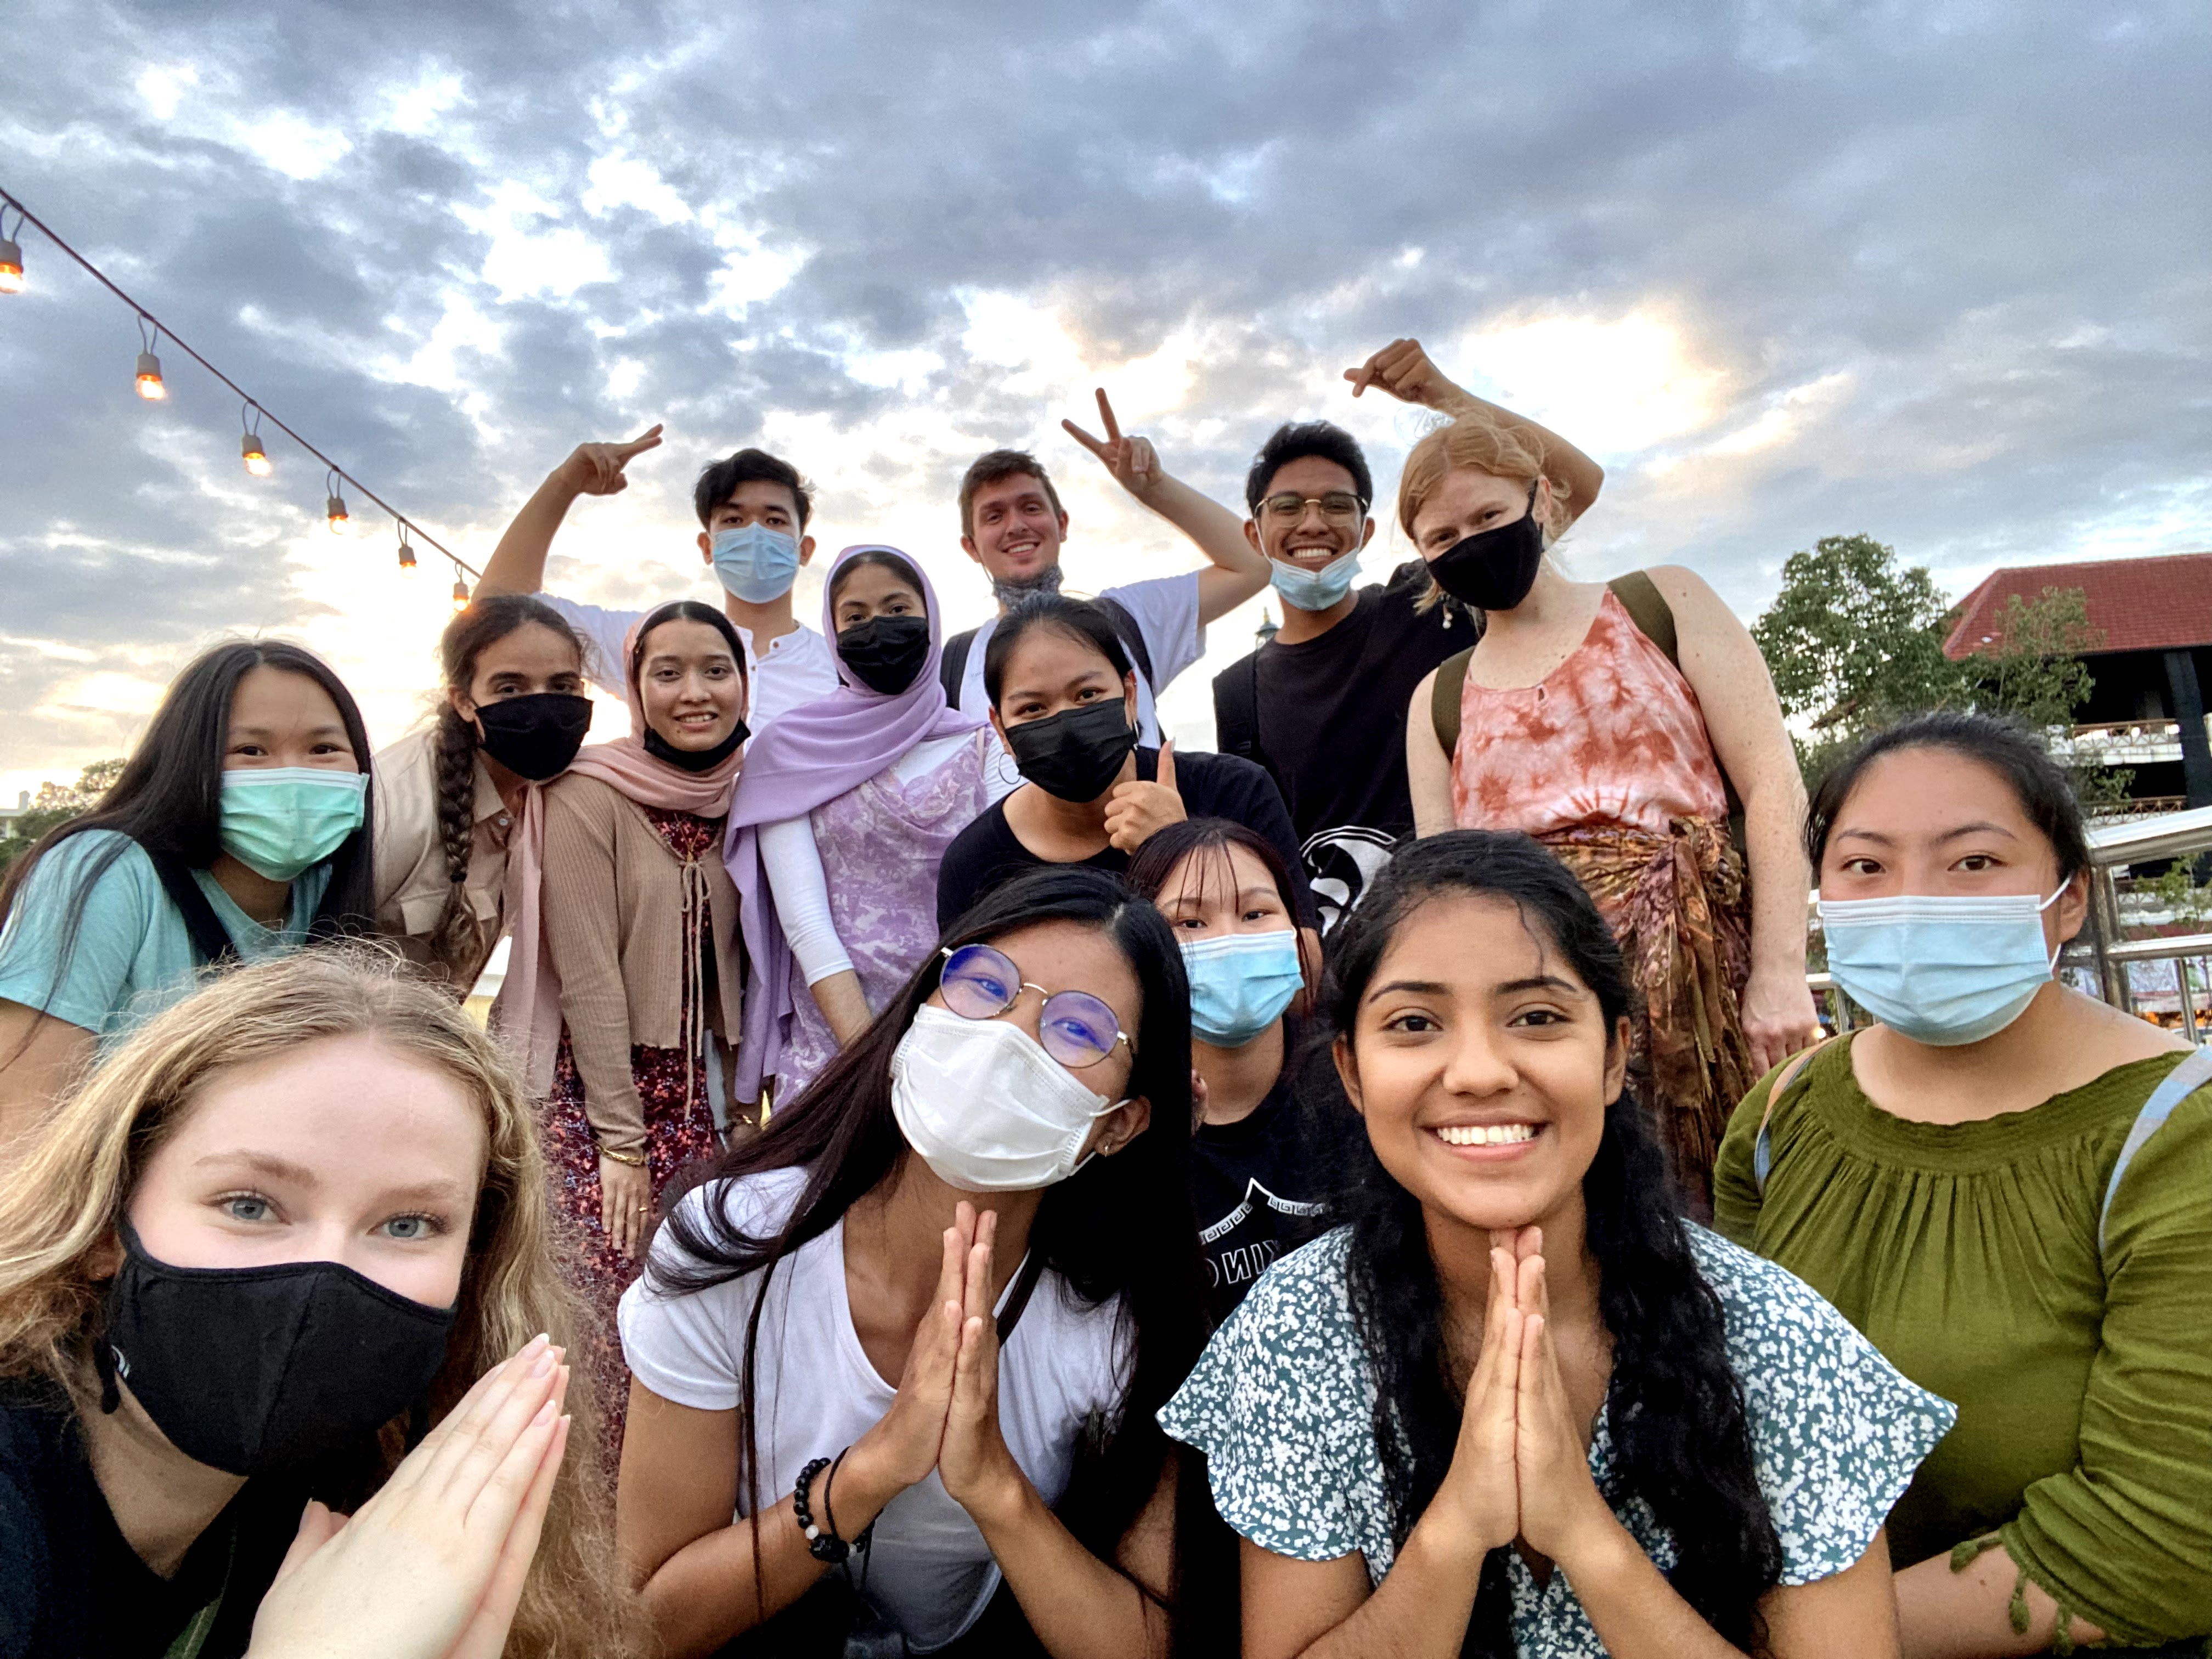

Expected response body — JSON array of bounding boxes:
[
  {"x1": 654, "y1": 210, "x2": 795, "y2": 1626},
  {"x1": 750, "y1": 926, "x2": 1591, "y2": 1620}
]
[
  {"x1": 543, "y1": 594, "x2": 839, "y2": 730},
  {"x1": 951, "y1": 572, "x2": 1202, "y2": 747},
  {"x1": 618, "y1": 1169, "x2": 1132, "y2": 1652}
]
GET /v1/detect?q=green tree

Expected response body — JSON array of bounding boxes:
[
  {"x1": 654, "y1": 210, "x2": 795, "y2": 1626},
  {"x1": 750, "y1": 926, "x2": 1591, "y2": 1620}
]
[
  {"x1": 0, "y1": 758, "x2": 126, "y2": 876},
  {"x1": 1752, "y1": 534, "x2": 1962, "y2": 738}
]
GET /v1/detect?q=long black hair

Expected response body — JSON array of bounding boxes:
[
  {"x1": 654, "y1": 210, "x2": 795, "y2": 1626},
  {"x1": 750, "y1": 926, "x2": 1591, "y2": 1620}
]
[
  {"x1": 1322, "y1": 831, "x2": 1782, "y2": 1655},
  {"x1": 0, "y1": 640, "x2": 377, "y2": 1008},
  {"x1": 426, "y1": 596, "x2": 586, "y2": 983},
  {"x1": 653, "y1": 865, "x2": 1212, "y2": 1645}
]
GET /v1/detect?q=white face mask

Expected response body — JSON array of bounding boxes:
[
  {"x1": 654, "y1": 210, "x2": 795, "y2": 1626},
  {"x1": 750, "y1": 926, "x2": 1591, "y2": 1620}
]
[{"x1": 890, "y1": 1005, "x2": 1127, "y2": 1192}]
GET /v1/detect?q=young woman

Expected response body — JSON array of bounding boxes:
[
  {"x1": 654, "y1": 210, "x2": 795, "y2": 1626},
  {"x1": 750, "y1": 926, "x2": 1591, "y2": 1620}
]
[
  {"x1": 1163, "y1": 831, "x2": 1953, "y2": 1658},
  {"x1": 615, "y1": 866, "x2": 1211, "y2": 1658},
  {"x1": 934, "y1": 594, "x2": 1317, "y2": 943},
  {"x1": 1715, "y1": 712, "x2": 2212, "y2": 1656},
  {"x1": 725, "y1": 544, "x2": 995, "y2": 1111},
  {"x1": 1388, "y1": 340, "x2": 1818, "y2": 1201},
  {"x1": 0, "y1": 949, "x2": 628, "y2": 1659},
  {"x1": 373, "y1": 594, "x2": 594, "y2": 990},
  {"x1": 0, "y1": 641, "x2": 374, "y2": 1137},
  {"x1": 1125, "y1": 817, "x2": 1325, "y2": 1322},
  {"x1": 495, "y1": 599, "x2": 749, "y2": 1455}
]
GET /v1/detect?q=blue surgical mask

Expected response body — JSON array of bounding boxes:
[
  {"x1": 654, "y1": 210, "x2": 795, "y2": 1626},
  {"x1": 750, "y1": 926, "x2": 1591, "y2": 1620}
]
[
  {"x1": 1181, "y1": 929, "x2": 1304, "y2": 1047},
  {"x1": 1818, "y1": 885, "x2": 2066, "y2": 1047},
  {"x1": 710, "y1": 523, "x2": 800, "y2": 603},
  {"x1": 1267, "y1": 549, "x2": 1362, "y2": 614},
  {"x1": 219, "y1": 768, "x2": 368, "y2": 882}
]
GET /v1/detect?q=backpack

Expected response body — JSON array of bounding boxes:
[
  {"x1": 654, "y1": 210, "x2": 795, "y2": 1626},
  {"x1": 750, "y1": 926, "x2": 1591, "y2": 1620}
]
[
  {"x1": 938, "y1": 596, "x2": 1156, "y2": 710},
  {"x1": 1427, "y1": 569, "x2": 1746, "y2": 855}
]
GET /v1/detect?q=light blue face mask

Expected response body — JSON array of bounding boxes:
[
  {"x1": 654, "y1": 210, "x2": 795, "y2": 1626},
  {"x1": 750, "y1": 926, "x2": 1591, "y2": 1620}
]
[
  {"x1": 1267, "y1": 548, "x2": 1362, "y2": 614},
  {"x1": 219, "y1": 768, "x2": 368, "y2": 883},
  {"x1": 1818, "y1": 885, "x2": 2067, "y2": 1047},
  {"x1": 1181, "y1": 929, "x2": 1304, "y2": 1047},
  {"x1": 710, "y1": 523, "x2": 800, "y2": 603}
]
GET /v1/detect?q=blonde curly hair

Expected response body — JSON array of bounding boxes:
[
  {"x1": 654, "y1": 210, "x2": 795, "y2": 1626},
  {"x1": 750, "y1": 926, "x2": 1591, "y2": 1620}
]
[{"x1": 0, "y1": 947, "x2": 635, "y2": 1658}]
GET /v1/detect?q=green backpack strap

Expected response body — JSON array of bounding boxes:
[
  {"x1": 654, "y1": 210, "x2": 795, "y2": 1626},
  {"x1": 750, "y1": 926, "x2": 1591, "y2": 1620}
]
[
  {"x1": 1607, "y1": 571, "x2": 1747, "y2": 858},
  {"x1": 1430, "y1": 646, "x2": 1475, "y2": 757}
]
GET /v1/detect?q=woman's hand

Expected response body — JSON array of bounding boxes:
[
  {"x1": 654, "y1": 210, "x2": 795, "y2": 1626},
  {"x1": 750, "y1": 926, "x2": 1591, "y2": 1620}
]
[
  {"x1": 1063, "y1": 389, "x2": 1166, "y2": 507},
  {"x1": 599, "y1": 1152, "x2": 656, "y2": 1259},
  {"x1": 1428, "y1": 1237, "x2": 1525, "y2": 1559},
  {"x1": 1343, "y1": 340, "x2": 1466, "y2": 410},
  {"x1": 1511, "y1": 1252, "x2": 1621, "y2": 1568},
  {"x1": 246, "y1": 1335, "x2": 572, "y2": 1659},
  {"x1": 1740, "y1": 961, "x2": 1822, "y2": 1076},
  {"x1": 1105, "y1": 740, "x2": 1186, "y2": 854},
  {"x1": 844, "y1": 1209, "x2": 971, "y2": 1505},
  {"x1": 554, "y1": 425, "x2": 663, "y2": 496},
  {"x1": 938, "y1": 1208, "x2": 1029, "y2": 1527}
]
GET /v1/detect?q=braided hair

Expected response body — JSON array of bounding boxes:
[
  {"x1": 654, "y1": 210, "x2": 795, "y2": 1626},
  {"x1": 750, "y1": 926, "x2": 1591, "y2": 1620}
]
[{"x1": 426, "y1": 596, "x2": 585, "y2": 984}]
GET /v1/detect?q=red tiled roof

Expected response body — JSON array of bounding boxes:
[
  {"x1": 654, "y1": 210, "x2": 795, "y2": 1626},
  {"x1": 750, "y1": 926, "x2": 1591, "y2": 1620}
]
[{"x1": 1943, "y1": 551, "x2": 2212, "y2": 660}]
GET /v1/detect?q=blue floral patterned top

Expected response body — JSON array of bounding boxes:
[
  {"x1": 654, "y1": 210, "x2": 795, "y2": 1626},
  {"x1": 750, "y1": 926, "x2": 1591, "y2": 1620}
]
[{"x1": 1160, "y1": 1224, "x2": 1955, "y2": 1656}]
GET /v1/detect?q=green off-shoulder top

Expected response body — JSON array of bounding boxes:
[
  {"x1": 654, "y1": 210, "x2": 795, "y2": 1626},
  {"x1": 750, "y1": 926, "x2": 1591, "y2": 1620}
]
[{"x1": 1714, "y1": 1035, "x2": 2212, "y2": 1651}]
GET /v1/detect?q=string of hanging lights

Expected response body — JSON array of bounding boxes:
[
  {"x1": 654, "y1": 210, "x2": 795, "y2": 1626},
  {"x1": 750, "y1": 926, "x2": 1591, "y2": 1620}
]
[{"x1": 0, "y1": 184, "x2": 481, "y2": 595}]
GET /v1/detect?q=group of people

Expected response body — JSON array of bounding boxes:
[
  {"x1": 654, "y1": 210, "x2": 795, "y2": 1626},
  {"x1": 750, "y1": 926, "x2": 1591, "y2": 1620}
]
[{"x1": 0, "y1": 337, "x2": 2203, "y2": 1659}]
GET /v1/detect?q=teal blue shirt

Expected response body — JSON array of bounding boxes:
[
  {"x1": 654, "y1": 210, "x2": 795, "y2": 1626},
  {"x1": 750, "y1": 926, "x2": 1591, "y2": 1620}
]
[{"x1": 0, "y1": 831, "x2": 331, "y2": 1043}]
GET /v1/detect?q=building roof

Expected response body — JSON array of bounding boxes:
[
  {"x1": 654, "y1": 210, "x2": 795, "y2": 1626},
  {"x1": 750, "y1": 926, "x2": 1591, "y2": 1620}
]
[{"x1": 1943, "y1": 551, "x2": 2212, "y2": 660}]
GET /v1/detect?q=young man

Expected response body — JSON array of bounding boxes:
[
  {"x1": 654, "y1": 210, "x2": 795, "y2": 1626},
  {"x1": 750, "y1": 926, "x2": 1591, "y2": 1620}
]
[
  {"x1": 474, "y1": 425, "x2": 839, "y2": 728},
  {"x1": 1211, "y1": 342, "x2": 1603, "y2": 930},
  {"x1": 939, "y1": 392, "x2": 1273, "y2": 744}
]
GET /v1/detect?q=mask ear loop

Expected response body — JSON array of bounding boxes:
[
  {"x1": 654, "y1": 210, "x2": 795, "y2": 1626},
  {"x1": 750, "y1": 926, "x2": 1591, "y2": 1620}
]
[{"x1": 2038, "y1": 877, "x2": 2074, "y2": 972}]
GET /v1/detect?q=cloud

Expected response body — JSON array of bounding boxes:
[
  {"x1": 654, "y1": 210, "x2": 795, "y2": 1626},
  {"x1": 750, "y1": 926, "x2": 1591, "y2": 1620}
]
[{"x1": 1, "y1": 0, "x2": 2208, "y2": 790}]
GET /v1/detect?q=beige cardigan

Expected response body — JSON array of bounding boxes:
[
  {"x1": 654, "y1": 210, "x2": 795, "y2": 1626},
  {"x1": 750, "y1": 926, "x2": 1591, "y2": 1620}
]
[{"x1": 540, "y1": 772, "x2": 743, "y2": 1155}]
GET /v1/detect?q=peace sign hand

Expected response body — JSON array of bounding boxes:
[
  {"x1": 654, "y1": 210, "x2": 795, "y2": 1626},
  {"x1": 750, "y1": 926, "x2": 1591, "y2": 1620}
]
[
  {"x1": 554, "y1": 425, "x2": 664, "y2": 497},
  {"x1": 1343, "y1": 340, "x2": 1465, "y2": 410},
  {"x1": 1062, "y1": 390, "x2": 1164, "y2": 505}
]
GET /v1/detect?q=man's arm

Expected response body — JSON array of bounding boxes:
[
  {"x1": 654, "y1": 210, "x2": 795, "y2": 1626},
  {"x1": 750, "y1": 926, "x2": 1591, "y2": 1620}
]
[
  {"x1": 475, "y1": 426, "x2": 663, "y2": 599},
  {"x1": 1064, "y1": 391, "x2": 1269, "y2": 627},
  {"x1": 1346, "y1": 340, "x2": 1605, "y2": 524}
]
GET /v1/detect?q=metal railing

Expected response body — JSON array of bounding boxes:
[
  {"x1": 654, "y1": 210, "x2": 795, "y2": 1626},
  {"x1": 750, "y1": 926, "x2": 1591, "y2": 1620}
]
[{"x1": 1808, "y1": 800, "x2": 2212, "y2": 1041}]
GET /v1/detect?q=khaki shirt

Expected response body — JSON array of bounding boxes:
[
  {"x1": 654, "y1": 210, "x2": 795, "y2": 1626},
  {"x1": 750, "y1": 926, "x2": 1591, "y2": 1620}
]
[{"x1": 372, "y1": 725, "x2": 516, "y2": 988}]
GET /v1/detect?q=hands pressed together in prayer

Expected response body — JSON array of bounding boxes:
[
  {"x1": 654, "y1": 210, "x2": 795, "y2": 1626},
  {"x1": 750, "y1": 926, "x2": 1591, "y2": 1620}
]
[
  {"x1": 1435, "y1": 1227, "x2": 1620, "y2": 1572},
  {"x1": 843, "y1": 1203, "x2": 1030, "y2": 1528}
]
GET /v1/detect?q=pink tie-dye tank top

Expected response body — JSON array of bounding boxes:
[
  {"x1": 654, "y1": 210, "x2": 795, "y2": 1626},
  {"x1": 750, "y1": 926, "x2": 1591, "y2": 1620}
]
[{"x1": 1449, "y1": 588, "x2": 1727, "y2": 837}]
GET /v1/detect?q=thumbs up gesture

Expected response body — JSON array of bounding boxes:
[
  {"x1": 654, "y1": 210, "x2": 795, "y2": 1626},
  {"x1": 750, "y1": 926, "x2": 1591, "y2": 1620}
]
[
  {"x1": 1104, "y1": 739, "x2": 1186, "y2": 854},
  {"x1": 554, "y1": 424, "x2": 664, "y2": 497}
]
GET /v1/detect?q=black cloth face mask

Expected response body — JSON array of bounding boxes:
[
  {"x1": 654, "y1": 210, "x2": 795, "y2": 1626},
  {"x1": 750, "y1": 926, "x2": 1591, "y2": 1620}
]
[
  {"x1": 1426, "y1": 481, "x2": 1545, "y2": 612},
  {"x1": 473, "y1": 692, "x2": 594, "y2": 781},
  {"x1": 98, "y1": 1216, "x2": 458, "y2": 1477},
  {"x1": 837, "y1": 614, "x2": 932, "y2": 696},
  {"x1": 1004, "y1": 700, "x2": 1138, "y2": 802},
  {"x1": 644, "y1": 717, "x2": 749, "y2": 772}
]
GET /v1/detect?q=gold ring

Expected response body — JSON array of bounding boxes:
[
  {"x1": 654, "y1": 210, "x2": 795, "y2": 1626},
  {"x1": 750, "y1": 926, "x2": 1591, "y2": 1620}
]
[{"x1": 635, "y1": 1205, "x2": 651, "y2": 1214}]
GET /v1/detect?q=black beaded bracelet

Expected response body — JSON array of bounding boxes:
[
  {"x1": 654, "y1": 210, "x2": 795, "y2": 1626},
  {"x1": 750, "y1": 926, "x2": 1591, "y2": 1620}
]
[{"x1": 793, "y1": 1457, "x2": 847, "y2": 1562}]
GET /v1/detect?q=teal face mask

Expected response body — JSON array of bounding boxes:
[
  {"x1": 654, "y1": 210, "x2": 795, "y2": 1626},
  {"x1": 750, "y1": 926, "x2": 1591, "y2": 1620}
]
[
  {"x1": 710, "y1": 523, "x2": 800, "y2": 603},
  {"x1": 219, "y1": 768, "x2": 368, "y2": 882},
  {"x1": 1817, "y1": 886, "x2": 2065, "y2": 1047},
  {"x1": 1267, "y1": 548, "x2": 1362, "y2": 613},
  {"x1": 1180, "y1": 929, "x2": 1304, "y2": 1047}
]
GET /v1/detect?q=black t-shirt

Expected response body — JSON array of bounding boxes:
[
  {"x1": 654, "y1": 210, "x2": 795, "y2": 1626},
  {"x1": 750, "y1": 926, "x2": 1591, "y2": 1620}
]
[
  {"x1": 0, "y1": 1383, "x2": 305, "y2": 1659},
  {"x1": 1189, "y1": 1060, "x2": 1329, "y2": 1322},
  {"x1": 1214, "y1": 562, "x2": 1475, "y2": 930},
  {"x1": 935, "y1": 746, "x2": 1318, "y2": 931}
]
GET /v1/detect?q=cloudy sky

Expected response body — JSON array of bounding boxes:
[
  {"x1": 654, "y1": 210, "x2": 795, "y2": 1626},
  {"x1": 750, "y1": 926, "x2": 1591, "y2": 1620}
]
[{"x1": 1, "y1": 0, "x2": 2206, "y2": 802}]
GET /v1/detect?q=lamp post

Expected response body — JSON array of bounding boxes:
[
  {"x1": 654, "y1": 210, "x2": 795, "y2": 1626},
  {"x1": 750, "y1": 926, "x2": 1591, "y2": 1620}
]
[{"x1": 1255, "y1": 610, "x2": 1280, "y2": 649}]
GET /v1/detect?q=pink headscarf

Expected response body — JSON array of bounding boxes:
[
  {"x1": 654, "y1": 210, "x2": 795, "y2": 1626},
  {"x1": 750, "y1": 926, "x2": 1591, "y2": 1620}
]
[
  {"x1": 724, "y1": 545, "x2": 984, "y2": 1103},
  {"x1": 494, "y1": 606, "x2": 747, "y2": 1094}
]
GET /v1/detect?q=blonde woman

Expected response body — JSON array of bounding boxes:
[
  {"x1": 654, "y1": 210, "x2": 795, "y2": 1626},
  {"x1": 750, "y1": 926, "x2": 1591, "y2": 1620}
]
[
  {"x1": 0, "y1": 950, "x2": 631, "y2": 1659},
  {"x1": 1379, "y1": 337, "x2": 1818, "y2": 1200}
]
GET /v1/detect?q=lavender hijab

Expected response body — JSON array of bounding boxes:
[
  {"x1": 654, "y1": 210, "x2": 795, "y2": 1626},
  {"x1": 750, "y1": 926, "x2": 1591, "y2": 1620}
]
[{"x1": 724, "y1": 544, "x2": 985, "y2": 1103}]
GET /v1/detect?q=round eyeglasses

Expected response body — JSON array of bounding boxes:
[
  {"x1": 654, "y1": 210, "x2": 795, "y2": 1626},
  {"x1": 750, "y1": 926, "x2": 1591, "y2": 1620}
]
[{"x1": 937, "y1": 944, "x2": 1133, "y2": 1070}]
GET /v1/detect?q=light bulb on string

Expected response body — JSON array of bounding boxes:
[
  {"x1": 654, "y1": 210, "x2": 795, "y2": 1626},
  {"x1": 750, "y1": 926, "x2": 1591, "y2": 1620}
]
[
  {"x1": 134, "y1": 318, "x2": 165, "y2": 400},
  {"x1": 240, "y1": 403, "x2": 272, "y2": 477},
  {"x1": 397, "y1": 526, "x2": 417, "y2": 574},
  {"x1": 324, "y1": 470, "x2": 349, "y2": 536},
  {"x1": 450, "y1": 564, "x2": 470, "y2": 612},
  {"x1": 0, "y1": 215, "x2": 21, "y2": 294}
]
